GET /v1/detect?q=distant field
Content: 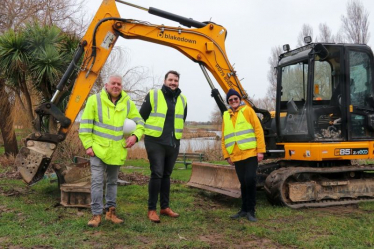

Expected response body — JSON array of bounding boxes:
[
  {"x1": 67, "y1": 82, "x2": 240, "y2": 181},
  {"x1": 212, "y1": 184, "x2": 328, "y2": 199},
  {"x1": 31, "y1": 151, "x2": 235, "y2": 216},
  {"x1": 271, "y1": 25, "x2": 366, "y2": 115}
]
[{"x1": 185, "y1": 123, "x2": 220, "y2": 130}]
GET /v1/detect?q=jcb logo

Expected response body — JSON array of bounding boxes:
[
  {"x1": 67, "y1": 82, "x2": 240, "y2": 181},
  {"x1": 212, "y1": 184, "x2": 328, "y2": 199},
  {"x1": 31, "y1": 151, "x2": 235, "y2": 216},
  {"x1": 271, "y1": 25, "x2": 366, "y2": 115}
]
[{"x1": 335, "y1": 149, "x2": 351, "y2": 156}]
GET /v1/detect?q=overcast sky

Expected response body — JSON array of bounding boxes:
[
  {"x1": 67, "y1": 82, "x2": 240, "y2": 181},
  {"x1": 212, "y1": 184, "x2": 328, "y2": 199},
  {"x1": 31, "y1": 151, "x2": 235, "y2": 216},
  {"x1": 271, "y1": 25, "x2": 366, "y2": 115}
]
[{"x1": 85, "y1": 0, "x2": 374, "y2": 122}]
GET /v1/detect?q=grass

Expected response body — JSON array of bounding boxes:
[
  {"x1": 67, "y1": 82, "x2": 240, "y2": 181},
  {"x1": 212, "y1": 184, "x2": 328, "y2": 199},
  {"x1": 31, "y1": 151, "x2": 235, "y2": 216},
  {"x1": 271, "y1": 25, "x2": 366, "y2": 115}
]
[{"x1": 1, "y1": 160, "x2": 374, "y2": 248}]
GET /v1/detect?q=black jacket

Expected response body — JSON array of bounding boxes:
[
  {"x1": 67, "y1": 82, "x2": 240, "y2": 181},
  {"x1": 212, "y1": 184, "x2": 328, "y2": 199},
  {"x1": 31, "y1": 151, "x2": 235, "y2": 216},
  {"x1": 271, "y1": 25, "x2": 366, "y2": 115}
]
[{"x1": 139, "y1": 85, "x2": 187, "y2": 147}]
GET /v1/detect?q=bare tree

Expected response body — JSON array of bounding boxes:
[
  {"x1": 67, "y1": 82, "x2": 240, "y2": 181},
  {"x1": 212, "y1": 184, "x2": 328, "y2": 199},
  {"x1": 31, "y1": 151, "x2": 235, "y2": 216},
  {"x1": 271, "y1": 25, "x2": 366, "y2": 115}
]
[
  {"x1": 318, "y1": 23, "x2": 334, "y2": 43},
  {"x1": 123, "y1": 68, "x2": 162, "y2": 106},
  {"x1": 297, "y1": 24, "x2": 314, "y2": 47},
  {"x1": 210, "y1": 106, "x2": 222, "y2": 130},
  {"x1": 333, "y1": 29, "x2": 346, "y2": 43},
  {"x1": 37, "y1": 0, "x2": 87, "y2": 35},
  {"x1": 96, "y1": 46, "x2": 160, "y2": 107},
  {"x1": 0, "y1": 0, "x2": 87, "y2": 35},
  {"x1": 341, "y1": 0, "x2": 370, "y2": 44},
  {"x1": 264, "y1": 46, "x2": 282, "y2": 110}
]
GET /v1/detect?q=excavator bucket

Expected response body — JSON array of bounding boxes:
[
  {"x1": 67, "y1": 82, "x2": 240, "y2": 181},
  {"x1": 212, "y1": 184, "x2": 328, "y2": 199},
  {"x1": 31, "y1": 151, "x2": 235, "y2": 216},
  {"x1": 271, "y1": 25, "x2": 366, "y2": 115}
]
[
  {"x1": 187, "y1": 162, "x2": 241, "y2": 198},
  {"x1": 15, "y1": 140, "x2": 56, "y2": 185}
]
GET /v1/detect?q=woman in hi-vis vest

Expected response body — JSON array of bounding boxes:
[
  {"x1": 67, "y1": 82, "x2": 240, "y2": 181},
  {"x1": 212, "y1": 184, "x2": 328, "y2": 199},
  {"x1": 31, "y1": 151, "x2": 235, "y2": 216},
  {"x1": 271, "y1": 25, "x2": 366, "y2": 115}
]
[{"x1": 221, "y1": 89, "x2": 266, "y2": 222}]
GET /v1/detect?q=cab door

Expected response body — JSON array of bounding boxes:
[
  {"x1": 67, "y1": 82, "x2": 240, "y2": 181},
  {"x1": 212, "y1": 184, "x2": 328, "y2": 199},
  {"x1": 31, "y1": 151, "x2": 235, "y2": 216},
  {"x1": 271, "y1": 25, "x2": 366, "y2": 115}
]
[{"x1": 347, "y1": 48, "x2": 374, "y2": 140}]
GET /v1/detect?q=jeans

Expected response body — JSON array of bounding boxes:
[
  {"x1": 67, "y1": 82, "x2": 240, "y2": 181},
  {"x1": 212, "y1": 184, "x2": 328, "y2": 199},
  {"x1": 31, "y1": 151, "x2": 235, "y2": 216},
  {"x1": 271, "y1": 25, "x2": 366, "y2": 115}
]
[
  {"x1": 234, "y1": 156, "x2": 258, "y2": 214},
  {"x1": 90, "y1": 156, "x2": 120, "y2": 215},
  {"x1": 145, "y1": 141, "x2": 180, "y2": 210}
]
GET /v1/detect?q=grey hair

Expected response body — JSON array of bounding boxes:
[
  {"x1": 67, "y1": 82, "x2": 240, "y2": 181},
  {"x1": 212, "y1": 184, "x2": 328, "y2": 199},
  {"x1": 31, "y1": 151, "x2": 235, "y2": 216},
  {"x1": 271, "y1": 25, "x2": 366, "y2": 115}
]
[{"x1": 106, "y1": 74, "x2": 123, "y2": 83}]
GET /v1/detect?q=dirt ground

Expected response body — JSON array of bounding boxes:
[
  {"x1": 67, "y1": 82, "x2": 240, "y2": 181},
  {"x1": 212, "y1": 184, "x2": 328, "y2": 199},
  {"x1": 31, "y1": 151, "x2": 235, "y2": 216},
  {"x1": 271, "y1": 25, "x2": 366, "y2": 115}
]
[
  {"x1": 0, "y1": 170, "x2": 21, "y2": 180},
  {"x1": 118, "y1": 171, "x2": 183, "y2": 186}
]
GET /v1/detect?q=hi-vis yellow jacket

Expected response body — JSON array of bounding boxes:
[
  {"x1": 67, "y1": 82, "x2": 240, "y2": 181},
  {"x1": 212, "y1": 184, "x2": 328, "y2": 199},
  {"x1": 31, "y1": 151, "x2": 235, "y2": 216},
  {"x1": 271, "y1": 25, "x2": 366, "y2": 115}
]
[
  {"x1": 79, "y1": 89, "x2": 144, "y2": 165},
  {"x1": 144, "y1": 89, "x2": 187, "y2": 139},
  {"x1": 221, "y1": 105, "x2": 266, "y2": 162}
]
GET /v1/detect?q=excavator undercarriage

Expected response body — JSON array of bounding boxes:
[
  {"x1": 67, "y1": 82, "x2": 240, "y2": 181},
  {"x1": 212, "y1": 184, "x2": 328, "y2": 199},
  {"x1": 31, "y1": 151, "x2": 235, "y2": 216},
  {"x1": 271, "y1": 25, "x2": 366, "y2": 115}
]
[
  {"x1": 265, "y1": 164, "x2": 374, "y2": 208},
  {"x1": 188, "y1": 161, "x2": 374, "y2": 209}
]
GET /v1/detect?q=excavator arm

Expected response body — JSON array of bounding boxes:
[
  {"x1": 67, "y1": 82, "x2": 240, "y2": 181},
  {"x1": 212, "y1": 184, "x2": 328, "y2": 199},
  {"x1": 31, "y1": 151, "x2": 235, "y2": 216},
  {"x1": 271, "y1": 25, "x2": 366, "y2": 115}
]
[{"x1": 15, "y1": 0, "x2": 265, "y2": 185}]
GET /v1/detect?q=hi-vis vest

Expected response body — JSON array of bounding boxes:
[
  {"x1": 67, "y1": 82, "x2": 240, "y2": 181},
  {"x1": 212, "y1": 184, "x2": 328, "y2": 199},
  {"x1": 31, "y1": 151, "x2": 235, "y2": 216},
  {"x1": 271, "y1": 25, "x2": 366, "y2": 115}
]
[
  {"x1": 145, "y1": 89, "x2": 186, "y2": 139},
  {"x1": 223, "y1": 106, "x2": 257, "y2": 154},
  {"x1": 79, "y1": 89, "x2": 144, "y2": 165}
]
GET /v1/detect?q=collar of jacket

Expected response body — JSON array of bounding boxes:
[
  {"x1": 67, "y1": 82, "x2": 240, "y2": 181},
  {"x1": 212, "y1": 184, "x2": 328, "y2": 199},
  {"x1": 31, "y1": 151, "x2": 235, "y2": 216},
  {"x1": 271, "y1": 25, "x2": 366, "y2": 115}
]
[
  {"x1": 228, "y1": 103, "x2": 246, "y2": 116},
  {"x1": 162, "y1": 84, "x2": 181, "y2": 98},
  {"x1": 102, "y1": 88, "x2": 127, "y2": 106}
]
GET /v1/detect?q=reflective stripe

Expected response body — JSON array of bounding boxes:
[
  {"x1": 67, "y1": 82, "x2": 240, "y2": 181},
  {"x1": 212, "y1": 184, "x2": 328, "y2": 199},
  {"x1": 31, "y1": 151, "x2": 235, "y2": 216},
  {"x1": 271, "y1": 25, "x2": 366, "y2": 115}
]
[
  {"x1": 150, "y1": 90, "x2": 166, "y2": 119},
  {"x1": 225, "y1": 141, "x2": 235, "y2": 148},
  {"x1": 153, "y1": 90, "x2": 158, "y2": 113},
  {"x1": 150, "y1": 113, "x2": 166, "y2": 118},
  {"x1": 237, "y1": 137, "x2": 257, "y2": 144},
  {"x1": 127, "y1": 99, "x2": 130, "y2": 116},
  {"x1": 93, "y1": 130, "x2": 123, "y2": 141},
  {"x1": 96, "y1": 93, "x2": 103, "y2": 123},
  {"x1": 145, "y1": 124, "x2": 163, "y2": 131},
  {"x1": 175, "y1": 128, "x2": 183, "y2": 133},
  {"x1": 79, "y1": 128, "x2": 93, "y2": 133},
  {"x1": 132, "y1": 117, "x2": 142, "y2": 122},
  {"x1": 80, "y1": 119, "x2": 94, "y2": 125},
  {"x1": 236, "y1": 129, "x2": 254, "y2": 136},
  {"x1": 180, "y1": 95, "x2": 186, "y2": 108},
  {"x1": 132, "y1": 117, "x2": 145, "y2": 125},
  {"x1": 94, "y1": 121, "x2": 123, "y2": 132},
  {"x1": 225, "y1": 130, "x2": 253, "y2": 139},
  {"x1": 175, "y1": 114, "x2": 184, "y2": 119},
  {"x1": 224, "y1": 133, "x2": 235, "y2": 139}
]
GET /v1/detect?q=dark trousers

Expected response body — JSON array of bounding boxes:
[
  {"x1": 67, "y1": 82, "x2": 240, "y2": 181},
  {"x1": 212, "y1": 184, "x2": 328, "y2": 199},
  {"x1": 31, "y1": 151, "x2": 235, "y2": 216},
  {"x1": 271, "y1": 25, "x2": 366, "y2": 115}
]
[
  {"x1": 145, "y1": 141, "x2": 180, "y2": 210},
  {"x1": 234, "y1": 156, "x2": 258, "y2": 214}
]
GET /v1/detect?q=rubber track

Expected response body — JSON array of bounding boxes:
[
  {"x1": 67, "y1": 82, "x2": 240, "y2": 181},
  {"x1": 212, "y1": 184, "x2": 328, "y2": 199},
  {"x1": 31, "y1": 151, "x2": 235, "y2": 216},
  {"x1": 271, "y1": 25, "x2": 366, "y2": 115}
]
[{"x1": 264, "y1": 165, "x2": 374, "y2": 209}]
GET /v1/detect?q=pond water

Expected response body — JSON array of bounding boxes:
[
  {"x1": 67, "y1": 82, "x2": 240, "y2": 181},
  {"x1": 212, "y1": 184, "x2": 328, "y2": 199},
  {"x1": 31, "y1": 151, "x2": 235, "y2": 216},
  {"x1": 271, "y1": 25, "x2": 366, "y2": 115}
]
[{"x1": 134, "y1": 131, "x2": 222, "y2": 152}]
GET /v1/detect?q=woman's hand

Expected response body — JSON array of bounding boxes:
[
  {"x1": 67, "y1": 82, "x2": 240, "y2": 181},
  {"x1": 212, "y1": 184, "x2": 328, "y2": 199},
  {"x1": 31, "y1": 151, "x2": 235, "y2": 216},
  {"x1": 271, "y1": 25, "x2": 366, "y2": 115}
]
[{"x1": 226, "y1": 157, "x2": 234, "y2": 166}]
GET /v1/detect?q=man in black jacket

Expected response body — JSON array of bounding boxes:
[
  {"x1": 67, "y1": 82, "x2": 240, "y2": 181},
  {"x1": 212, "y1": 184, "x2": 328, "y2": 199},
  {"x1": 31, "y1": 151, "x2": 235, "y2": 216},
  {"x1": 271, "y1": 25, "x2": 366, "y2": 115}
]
[{"x1": 140, "y1": 70, "x2": 187, "y2": 223}]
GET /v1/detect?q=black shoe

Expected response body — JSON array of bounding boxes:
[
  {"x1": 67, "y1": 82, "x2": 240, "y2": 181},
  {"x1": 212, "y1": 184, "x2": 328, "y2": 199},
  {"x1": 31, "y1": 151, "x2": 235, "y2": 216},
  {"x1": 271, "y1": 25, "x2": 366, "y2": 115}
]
[
  {"x1": 230, "y1": 210, "x2": 247, "y2": 219},
  {"x1": 246, "y1": 212, "x2": 257, "y2": 222}
]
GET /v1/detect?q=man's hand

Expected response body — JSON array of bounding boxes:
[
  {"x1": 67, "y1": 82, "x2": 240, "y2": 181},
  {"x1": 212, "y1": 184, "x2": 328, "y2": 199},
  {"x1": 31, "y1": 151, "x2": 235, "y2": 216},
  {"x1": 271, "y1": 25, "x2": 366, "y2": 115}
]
[
  {"x1": 226, "y1": 157, "x2": 234, "y2": 166},
  {"x1": 125, "y1": 135, "x2": 137, "y2": 148},
  {"x1": 86, "y1": 147, "x2": 95, "y2": 157},
  {"x1": 257, "y1": 153, "x2": 264, "y2": 162}
]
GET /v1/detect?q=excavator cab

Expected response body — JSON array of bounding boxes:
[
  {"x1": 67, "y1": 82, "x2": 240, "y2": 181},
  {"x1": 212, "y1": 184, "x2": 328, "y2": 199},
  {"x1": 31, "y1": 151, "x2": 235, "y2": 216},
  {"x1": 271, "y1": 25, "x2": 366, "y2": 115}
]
[{"x1": 276, "y1": 41, "x2": 374, "y2": 144}]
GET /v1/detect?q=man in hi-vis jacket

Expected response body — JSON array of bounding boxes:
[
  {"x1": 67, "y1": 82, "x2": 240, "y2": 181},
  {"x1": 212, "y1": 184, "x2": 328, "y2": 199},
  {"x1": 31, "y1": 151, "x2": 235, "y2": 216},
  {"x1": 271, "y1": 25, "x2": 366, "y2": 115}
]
[
  {"x1": 140, "y1": 70, "x2": 187, "y2": 223},
  {"x1": 79, "y1": 74, "x2": 144, "y2": 227}
]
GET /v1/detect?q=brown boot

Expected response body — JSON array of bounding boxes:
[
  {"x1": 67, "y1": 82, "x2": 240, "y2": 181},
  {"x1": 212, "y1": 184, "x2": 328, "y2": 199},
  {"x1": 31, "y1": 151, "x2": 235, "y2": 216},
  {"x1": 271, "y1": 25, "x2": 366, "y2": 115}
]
[
  {"x1": 160, "y1": 208, "x2": 180, "y2": 218},
  {"x1": 148, "y1": 210, "x2": 160, "y2": 223},
  {"x1": 105, "y1": 207, "x2": 124, "y2": 224},
  {"x1": 88, "y1": 215, "x2": 101, "y2": 227}
]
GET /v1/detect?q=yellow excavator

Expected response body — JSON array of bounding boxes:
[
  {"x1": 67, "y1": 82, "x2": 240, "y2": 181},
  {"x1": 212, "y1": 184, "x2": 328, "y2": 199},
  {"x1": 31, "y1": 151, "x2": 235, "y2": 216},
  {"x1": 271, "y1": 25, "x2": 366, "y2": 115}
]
[{"x1": 15, "y1": 0, "x2": 374, "y2": 208}]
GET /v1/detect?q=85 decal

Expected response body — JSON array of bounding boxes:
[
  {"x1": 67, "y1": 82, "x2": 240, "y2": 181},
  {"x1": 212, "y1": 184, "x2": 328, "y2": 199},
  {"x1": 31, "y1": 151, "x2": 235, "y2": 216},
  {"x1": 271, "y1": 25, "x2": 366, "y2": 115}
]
[{"x1": 334, "y1": 148, "x2": 369, "y2": 156}]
